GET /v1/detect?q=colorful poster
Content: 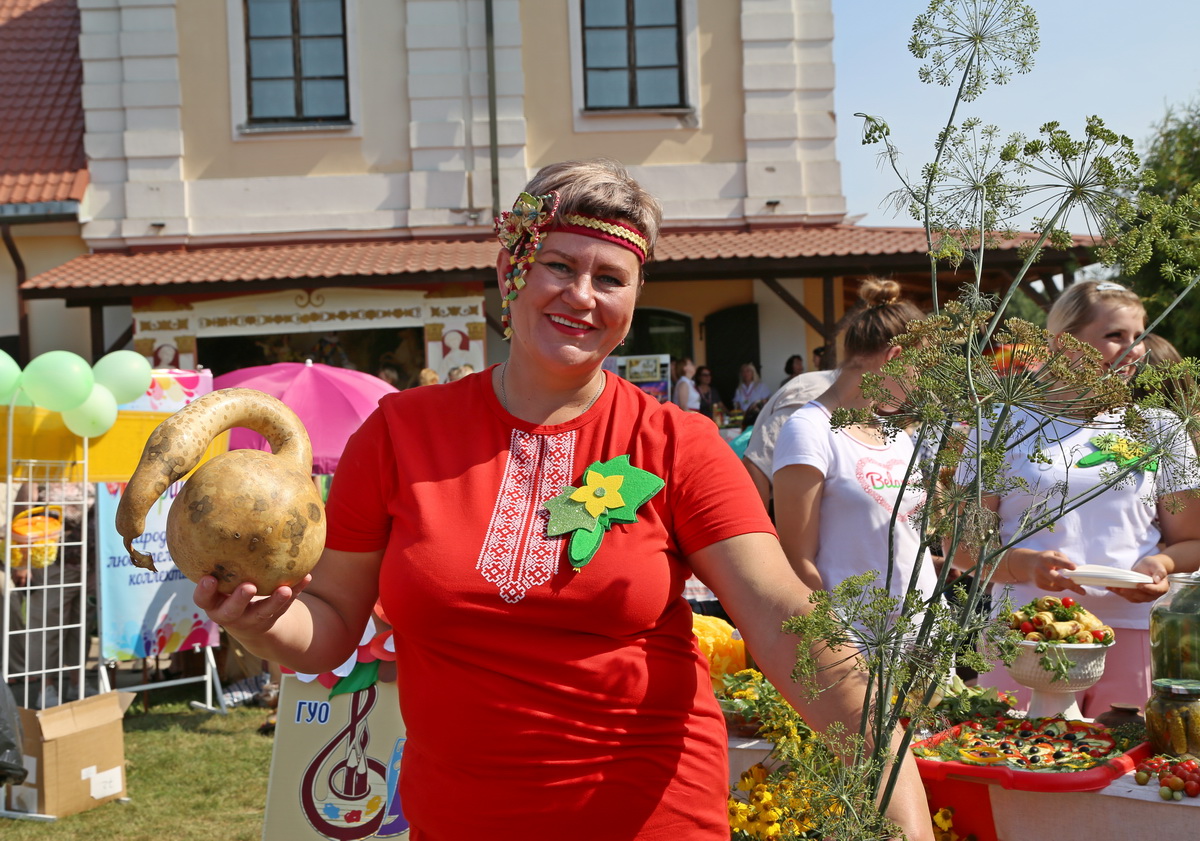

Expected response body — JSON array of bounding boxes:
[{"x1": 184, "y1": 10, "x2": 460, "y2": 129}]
[
  {"x1": 613, "y1": 353, "x2": 671, "y2": 402},
  {"x1": 264, "y1": 676, "x2": 409, "y2": 840},
  {"x1": 95, "y1": 482, "x2": 220, "y2": 661},
  {"x1": 118, "y1": 368, "x2": 213, "y2": 412}
]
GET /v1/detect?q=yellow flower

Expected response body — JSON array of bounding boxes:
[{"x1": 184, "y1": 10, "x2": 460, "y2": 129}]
[
  {"x1": 933, "y1": 807, "x2": 954, "y2": 831},
  {"x1": 570, "y1": 470, "x2": 626, "y2": 518}
]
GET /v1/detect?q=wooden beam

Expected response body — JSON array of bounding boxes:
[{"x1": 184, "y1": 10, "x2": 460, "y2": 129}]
[
  {"x1": 105, "y1": 321, "x2": 135, "y2": 356},
  {"x1": 761, "y1": 277, "x2": 829, "y2": 337},
  {"x1": 90, "y1": 305, "x2": 106, "y2": 361}
]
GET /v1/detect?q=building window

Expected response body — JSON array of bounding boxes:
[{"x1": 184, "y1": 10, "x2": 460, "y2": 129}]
[
  {"x1": 582, "y1": 0, "x2": 684, "y2": 110},
  {"x1": 626, "y1": 307, "x2": 691, "y2": 361},
  {"x1": 245, "y1": 0, "x2": 349, "y2": 125}
]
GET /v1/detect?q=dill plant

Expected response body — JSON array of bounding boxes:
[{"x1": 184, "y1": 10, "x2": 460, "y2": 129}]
[{"x1": 768, "y1": 2, "x2": 1200, "y2": 839}]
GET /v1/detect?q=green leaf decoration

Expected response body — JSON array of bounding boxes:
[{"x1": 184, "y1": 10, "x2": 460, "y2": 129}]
[
  {"x1": 541, "y1": 454, "x2": 665, "y2": 572},
  {"x1": 544, "y1": 487, "x2": 600, "y2": 536},
  {"x1": 1075, "y1": 435, "x2": 1158, "y2": 472},
  {"x1": 329, "y1": 659, "x2": 380, "y2": 699},
  {"x1": 569, "y1": 526, "x2": 605, "y2": 569},
  {"x1": 1075, "y1": 451, "x2": 1113, "y2": 468},
  {"x1": 585, "y1": 455, "x2": 666, "y2": 525}
]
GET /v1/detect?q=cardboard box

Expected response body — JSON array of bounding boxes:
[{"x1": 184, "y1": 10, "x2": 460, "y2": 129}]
[{"x1": 5, "y1": 692, "x2": 134, "y2": 818}]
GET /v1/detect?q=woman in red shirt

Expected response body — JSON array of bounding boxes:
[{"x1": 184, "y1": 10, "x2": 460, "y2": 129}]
[{"x1": 194, "y1": 159, "x2": 933, "y2": 841}]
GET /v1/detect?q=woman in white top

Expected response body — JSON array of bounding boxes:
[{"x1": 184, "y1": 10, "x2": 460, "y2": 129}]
[
  {"x1": 956, "y1": 280, "x2": 1200, "y2": 716},
  {"x1": 773, "y1": 279, "x2": 937, "y2": 606},
  {"x1": 672, "y1": 357, "x2": 700, "y2": 411},
  {"x1": 733, "y1": 362, "x2": 772, "y2": 412}
]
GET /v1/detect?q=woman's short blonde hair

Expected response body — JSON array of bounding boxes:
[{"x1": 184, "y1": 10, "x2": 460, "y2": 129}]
[
  {"x1": 1046, "y1": 280, "x2": 1145, "y2": 338},
  {"x1": 524, "y1": 158, "x2": 663, "y2": 259},
  {"x1": 739, "y1": 362, "x2": 760, "y2": 383}
]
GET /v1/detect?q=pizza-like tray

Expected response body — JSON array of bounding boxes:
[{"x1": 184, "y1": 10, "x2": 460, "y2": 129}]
[{"x1": 912, "y1": 719, "x2": 1150, "y2": 792}]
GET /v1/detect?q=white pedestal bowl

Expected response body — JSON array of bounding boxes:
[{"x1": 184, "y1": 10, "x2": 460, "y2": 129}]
[{"x1": 1006, "y1": 640, "x2": 1111, "y2": 719}]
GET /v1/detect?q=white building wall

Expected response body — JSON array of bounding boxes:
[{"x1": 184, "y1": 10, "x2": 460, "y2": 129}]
[
  {"x1": 741, "y1": 0, "x2": 844, "y2": 224},
  {"x1": 78, "y1": 0, "x2": 188, "y2": 246},
  {"x1": 755, "y1": 277, "x2": 813, "y2": 387}
]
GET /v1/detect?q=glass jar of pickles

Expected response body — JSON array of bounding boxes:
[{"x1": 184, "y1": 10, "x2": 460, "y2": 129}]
[
  {"x1": 1150, "y1": 573, "x2": 1200, "y2": 681},
  {"x1": 1146, "y1": 679, "x2": 1200, "y2": 757}
]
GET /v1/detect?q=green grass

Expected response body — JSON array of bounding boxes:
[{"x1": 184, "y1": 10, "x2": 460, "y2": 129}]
[{"x1": 3, "y1": 686, "x2": 274, "y2": 841}]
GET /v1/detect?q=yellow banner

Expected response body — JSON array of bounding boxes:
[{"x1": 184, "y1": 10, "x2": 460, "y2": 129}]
[{"x1": 0, "y1": 406, "x2": 229, "y2": 483}]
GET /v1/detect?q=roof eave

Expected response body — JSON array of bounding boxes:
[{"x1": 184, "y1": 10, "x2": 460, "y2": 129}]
[{"x1": 0, "y1": 200, "x2": 81, "y2": 225}]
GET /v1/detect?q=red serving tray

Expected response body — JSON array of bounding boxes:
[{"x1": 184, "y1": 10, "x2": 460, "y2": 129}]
[{"x1": 913, "y1": 722, "x2": 1151, "y2": 792}]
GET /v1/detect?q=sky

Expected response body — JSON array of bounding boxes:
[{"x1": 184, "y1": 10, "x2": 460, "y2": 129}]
[{"x1": 831, "y1": 1, "x2": 1200, "y2": 227}]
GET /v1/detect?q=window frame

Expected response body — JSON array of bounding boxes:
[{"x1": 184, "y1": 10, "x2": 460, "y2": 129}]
[
  {"x1": 568, "y1": 0, "x2": 700, "y2": 133},
  {"x1": 581, "y1": 0, "x2": 685, "y2": 111},
  {"x1": 243, "y1": 0, "x2": 350, "y2": 127},
  {"x1": 227, "y1": 0, "x2": 361, "y2": 138}
]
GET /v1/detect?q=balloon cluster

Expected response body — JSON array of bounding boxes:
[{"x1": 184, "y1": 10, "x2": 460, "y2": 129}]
[{"x1": 0, "y1": 349, "x2": 153, "y2": 438}]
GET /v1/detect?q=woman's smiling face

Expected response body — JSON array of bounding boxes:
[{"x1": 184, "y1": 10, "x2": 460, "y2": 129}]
[
  {"x1": 505, "y1": 231, "x2": 641, "y2": 373},
  {"x1": 1066, "y1": 300, "x2": 1146, "y2": 378}
]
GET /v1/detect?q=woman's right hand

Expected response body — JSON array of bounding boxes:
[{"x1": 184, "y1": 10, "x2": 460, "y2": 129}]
[
  {"x1": 193, "y1": 574, "x2": 311, "y2": 639},
  {"x1": 1008, "y1": 548, "x2": 1085, "y2": 593}
]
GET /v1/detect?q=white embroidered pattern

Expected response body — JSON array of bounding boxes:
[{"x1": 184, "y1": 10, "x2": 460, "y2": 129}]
[{"x1": 476, "y1": 429, "x2": 576, "y2": 603}]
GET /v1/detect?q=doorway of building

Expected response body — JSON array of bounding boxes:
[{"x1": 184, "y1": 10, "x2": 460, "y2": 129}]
[
  {"x1": 703, "y1": 303, "x2": 760, "y2": 405},
  {"x1": 196, "y1": 327, "x2": 426, "y2": 386},
  {"x1": 624, "y1": 307, "x2": 692, "y2": 365}
]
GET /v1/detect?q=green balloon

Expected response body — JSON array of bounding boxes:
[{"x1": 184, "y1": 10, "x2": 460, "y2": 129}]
[
  {"x1": 61, "y1": 384, "x2": 118, "y2": 438},
  {"x1": 92, "y1": 349, "x2": 153, "y2": 404},
  {"x1": 0, "y1": 349, "x2": 19, "y2": 405},
  {"x1": 20, "y1": 351, "x2": 94, "y2": 412}
]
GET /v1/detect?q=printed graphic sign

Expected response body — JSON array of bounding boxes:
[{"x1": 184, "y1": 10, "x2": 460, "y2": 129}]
[
  {"x1": 605, "y1": 353, "x2": 672, "y2": 402},
  {"x1": 95, "y1": 482, "x2": 220, "y2": 661},
  {"x1": 264, "y1": 676, "x2": 409, "y2": 839}
]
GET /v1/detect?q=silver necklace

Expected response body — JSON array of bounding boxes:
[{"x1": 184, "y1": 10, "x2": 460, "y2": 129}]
[{"x1": 498, "y1": 362, "x2": 605, "y2": 415}]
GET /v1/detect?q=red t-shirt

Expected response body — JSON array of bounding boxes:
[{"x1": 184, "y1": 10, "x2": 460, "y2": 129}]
[{"x1": 326, "y1": 367, "x2": 775, "y2": 840}]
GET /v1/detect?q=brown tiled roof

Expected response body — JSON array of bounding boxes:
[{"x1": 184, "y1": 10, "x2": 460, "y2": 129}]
[
  {"x1": 23, "y1": 225, "x2": 1097, "y2": 293},
  {"x1": 0, "y1": 0, "x2": 88, "y2": 207}
]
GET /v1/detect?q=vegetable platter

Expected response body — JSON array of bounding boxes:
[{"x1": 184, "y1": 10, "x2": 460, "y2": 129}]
[{"x1": 913, "y1": 716, "x2": 1150, "y2": 792}]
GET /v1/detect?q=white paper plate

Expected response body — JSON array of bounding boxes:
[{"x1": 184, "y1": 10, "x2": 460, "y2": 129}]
[{"x1": 1061, "y1": 564, "x2": 1153, "y2": 588}]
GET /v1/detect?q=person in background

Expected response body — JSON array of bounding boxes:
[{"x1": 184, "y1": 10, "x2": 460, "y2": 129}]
[
  {"x1": 376, "y1": 365, "x2": 401, "y2": 388},
  {"x1": 672, "y1": 356, "x2": 700, "y2": 412},
  {"x1": 772, "y1": 279, "x2": 937, "y2": 606},
  {"x1": 732, "y1": 362, "x2": 772, "y2": 413},
  {"x1": 742, "y1": 367, "x2": 838, "y2": 511},
  {"x1": 781, "y1": 353, "x2": 806, "y2": 386},
  {"x1": 447, "y1": 364, "x2": 475, "y2": 382},
  {"x1": 813, "y1": 344, "x2": 832, "y2": 371},
  {"x1": 727, "y1": 403, "x2": 762, "y2": 460},
  {"x1": 693, "y1": 366, "x2": 724, "y2": 420},
  {"x1": 955, "y1": 280, "x2": 1200, "y2": 717},
  {"x1": 193, "y1": 158, "x2": 933, "y2": 841},
  {"x1": 1142, "y1": 333, "x2": 1182, "y2": 367},
  {"x1": 413, "y1": 367, "x2": 440, "y2": 387}
]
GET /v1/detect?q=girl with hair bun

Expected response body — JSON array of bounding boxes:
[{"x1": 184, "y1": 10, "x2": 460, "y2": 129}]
[{"x1": 772, "y1": 279, "x2": 938, "y2": 607}]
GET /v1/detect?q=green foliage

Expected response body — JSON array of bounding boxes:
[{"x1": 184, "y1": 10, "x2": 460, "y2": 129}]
[
  {"x1": 1123, "y1": 97, "x2": 1200, "y2": 356},
  {"x1": 910, "y1": 0, "x2": 1039, "y2": 101}
]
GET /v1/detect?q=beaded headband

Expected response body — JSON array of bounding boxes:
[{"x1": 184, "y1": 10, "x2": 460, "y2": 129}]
[{"x1": 494, "y1": 190, "x2": 648, "y2": 339}]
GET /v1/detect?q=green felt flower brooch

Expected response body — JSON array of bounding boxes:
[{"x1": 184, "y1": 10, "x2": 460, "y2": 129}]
[
  {"x1": 543, "y1": 455, "x2": 665, "y2": 571},
  {"x1": 1075, "y1": 433, "x2": 1159, "y2": 472}
]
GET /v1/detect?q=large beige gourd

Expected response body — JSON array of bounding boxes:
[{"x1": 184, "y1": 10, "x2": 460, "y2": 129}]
[{"x1": 115, "y1": 387, "x2": 326, "y2": 594}]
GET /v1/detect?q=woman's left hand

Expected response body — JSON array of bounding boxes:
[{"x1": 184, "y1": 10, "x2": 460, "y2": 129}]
[{"x1": 1109, "y1": 554, "x2": 1172, "y2": 602}]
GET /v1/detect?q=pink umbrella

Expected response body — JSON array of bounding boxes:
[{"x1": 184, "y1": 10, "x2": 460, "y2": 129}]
[{"x1": 212, "y1": 360, "x2": 398, "y2": 474}]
